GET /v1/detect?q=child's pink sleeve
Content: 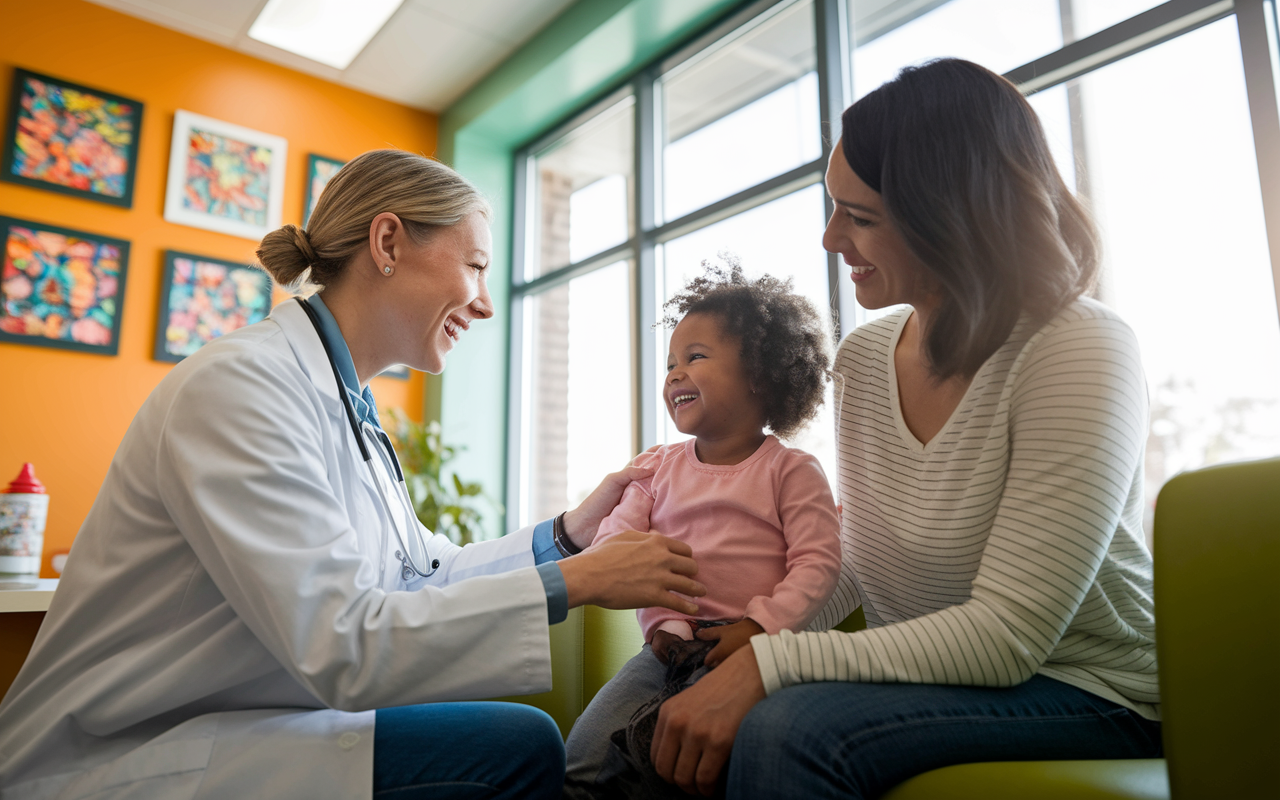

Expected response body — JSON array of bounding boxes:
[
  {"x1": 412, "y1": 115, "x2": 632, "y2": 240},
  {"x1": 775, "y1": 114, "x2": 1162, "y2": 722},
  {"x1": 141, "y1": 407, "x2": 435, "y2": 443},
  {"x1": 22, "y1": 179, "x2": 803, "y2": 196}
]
[
  {"x1": 743, "y1": 454, "x2": 842, "y2": 634},
  {"x1": 592, "y1": 449, "x2": 660, "y2": 545}
]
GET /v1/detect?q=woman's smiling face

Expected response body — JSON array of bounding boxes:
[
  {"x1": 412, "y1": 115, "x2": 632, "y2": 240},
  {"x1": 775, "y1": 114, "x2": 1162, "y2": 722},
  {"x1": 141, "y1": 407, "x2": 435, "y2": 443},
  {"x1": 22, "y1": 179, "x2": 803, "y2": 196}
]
[
  {"x1": 380, "y1": 210, "x2": 494, "y2": 375},
  {"x1": 822, "y1": 142, "x2": 935, "y2": 311},
  {"x1": 664, "y1": 312, "x2": 764, "y2": 440}
]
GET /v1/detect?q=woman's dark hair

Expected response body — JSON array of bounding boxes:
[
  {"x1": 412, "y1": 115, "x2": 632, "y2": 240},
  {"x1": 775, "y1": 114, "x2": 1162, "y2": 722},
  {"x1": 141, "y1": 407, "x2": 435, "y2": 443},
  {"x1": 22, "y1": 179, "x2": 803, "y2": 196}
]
[
  {"x1": 843, "y1": 58, "x2": 1100, "y2": 378},
  {"x1": 661, "y1": 260, "x2": 831, "y2": 439}
]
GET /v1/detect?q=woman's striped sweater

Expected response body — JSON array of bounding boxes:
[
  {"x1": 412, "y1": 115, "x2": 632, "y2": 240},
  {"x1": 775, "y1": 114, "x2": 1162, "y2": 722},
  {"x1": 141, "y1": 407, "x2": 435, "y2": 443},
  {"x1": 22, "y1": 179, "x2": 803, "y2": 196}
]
[{"x1": 749, "y1": 298, "x2": 1160, "y2": 719}]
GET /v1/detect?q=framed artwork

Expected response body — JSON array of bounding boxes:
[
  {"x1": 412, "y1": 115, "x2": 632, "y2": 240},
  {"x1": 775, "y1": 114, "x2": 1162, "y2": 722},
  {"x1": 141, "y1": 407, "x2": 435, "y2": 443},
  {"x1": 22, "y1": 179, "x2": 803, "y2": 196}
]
[
  {"x1": 0, "y1": 215, "x2": 130, "y2": 355},
  {"x1": 154, "y1": 250, "x2": 273, "y2": 363},
  {"x1": 164, "y1": 110, "x2": 287, "y2": 241},
  {"x1": 303, "y1": 154, "x2": 345, "y2": 226},
  {"x1": 1, "y1": 68, "x2": 144, "y2": 208}
]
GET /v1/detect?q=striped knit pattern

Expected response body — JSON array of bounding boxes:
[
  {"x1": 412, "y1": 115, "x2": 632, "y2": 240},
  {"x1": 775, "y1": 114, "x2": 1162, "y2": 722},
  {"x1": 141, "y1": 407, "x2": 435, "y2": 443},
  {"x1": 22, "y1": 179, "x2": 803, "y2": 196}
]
[{"x1": 751, "y1": 298, "x2": 1160, "y2": 720}]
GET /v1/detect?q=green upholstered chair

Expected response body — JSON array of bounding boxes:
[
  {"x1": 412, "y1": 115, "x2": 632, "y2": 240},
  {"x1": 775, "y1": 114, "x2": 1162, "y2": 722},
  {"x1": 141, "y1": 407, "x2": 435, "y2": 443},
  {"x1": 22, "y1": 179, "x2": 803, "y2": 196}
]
[
  {"x1": 495, "y1": 604, "x2": 645, "y2": 737},
  {"x1": 1149, "y1": 456, "x2": 1279, "y2": 798}
]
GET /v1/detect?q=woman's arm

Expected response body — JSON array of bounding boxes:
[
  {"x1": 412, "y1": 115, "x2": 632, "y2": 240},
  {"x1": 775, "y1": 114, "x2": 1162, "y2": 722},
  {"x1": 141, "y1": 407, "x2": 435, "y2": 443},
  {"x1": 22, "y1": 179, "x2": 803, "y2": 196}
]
[
  {"x1": 420, "y1": 463, "x2": 655, "y2": 584},
  {"x1": 563, "y1": 459, "x2": 657, "y2": 548},
  {"x1": 558, "y1": 460, "x2": 702, "y2": 615}
]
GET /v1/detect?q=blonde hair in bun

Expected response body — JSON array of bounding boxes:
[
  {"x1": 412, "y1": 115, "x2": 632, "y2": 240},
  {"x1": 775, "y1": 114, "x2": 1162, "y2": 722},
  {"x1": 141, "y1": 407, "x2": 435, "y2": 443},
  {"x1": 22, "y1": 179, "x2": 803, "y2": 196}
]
[{"x1": 256, "y1": 149, "x2": 490, "y2": 289}]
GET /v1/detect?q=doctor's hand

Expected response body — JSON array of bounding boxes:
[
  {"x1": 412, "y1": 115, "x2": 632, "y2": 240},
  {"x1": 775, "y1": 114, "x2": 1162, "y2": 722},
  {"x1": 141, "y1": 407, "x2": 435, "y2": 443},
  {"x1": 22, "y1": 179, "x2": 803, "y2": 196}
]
[
  {"x1": 650, "y1": 647, "x2": 767, "y2": 796},
  {"x1": 562, "y1": 464, "x2": 654, "y2": 550},
  {"x1": 559, "y1": 530, "x2": 705, "y2": 615}
]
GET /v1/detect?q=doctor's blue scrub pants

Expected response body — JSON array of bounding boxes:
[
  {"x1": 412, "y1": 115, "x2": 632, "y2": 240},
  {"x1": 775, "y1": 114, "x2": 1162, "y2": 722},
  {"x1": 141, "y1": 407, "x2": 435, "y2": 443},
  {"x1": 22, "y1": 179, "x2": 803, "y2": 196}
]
[{"x1": 373, "y1": 703, "x2": 564, "y2": 799}]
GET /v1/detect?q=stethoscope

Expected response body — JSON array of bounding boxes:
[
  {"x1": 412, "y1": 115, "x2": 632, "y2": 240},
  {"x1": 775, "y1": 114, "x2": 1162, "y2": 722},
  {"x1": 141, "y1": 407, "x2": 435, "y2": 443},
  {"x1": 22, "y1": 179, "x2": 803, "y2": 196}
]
[{"x1": 296, "y1": 298, "x2": 440, "y2": 581}]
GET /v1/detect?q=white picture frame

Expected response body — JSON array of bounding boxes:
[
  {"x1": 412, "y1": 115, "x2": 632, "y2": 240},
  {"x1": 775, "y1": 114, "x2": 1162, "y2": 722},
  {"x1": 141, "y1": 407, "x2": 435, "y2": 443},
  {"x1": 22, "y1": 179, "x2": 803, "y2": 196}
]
[{"x1": 163, "y1": 110, "x2": 287, "y2": 241}]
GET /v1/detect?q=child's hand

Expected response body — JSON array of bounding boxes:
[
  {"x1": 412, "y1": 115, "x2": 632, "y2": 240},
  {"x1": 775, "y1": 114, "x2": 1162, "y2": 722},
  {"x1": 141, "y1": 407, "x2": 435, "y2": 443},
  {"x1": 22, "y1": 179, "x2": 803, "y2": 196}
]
[
  {"x1": 651, "y1": 629, "x2": 686, "y2": 665},
  {"x1": 697, "y1": 618, "x2": 765, "y2": 668}
]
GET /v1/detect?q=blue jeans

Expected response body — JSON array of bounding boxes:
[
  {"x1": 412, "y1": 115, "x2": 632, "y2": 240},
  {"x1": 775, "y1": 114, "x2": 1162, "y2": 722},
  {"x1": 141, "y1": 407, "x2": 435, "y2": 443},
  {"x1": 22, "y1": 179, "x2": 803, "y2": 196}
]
[
  {"x1": 727, "y1": 675, "x2": 1163, "y2": 799},
  {"x1": 373, "y1": 702, "x2": 564, "y2": 799},
  {"x1": 564, "y1": 644, "x2": 668, "y2": 788}
]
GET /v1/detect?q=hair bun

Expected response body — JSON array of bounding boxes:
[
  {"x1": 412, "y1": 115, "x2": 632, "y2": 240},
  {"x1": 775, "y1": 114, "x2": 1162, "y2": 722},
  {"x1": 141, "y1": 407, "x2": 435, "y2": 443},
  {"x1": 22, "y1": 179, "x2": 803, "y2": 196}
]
[
  {"x1": 256, "y1": 223, "x2": 316, "y2": 286},
  {"x1": 289, "y1": 225, "x2": 318, "y2": 265}
]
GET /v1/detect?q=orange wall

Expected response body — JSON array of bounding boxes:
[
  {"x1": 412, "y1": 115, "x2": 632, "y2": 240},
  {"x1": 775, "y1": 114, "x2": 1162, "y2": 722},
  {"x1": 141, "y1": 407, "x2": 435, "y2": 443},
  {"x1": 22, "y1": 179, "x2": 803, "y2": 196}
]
[{"x1": 0, "y1": 0, "x2": 437, "y2": 576}]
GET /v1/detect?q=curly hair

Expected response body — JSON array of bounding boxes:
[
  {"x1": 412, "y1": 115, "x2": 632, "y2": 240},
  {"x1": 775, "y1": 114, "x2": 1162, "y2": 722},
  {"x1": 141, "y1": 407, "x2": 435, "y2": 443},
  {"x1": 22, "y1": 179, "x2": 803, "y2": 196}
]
[{"x1": 661, "y1": 258, "x2": 832, "y2": 439}]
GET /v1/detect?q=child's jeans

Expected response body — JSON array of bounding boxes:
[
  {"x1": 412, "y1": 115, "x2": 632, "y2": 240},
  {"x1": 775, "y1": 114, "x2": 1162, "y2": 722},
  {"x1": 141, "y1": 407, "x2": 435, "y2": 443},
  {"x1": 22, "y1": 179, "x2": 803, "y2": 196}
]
[{"x1": 563, "y1": 645, "x2": 668, "y2": 795}]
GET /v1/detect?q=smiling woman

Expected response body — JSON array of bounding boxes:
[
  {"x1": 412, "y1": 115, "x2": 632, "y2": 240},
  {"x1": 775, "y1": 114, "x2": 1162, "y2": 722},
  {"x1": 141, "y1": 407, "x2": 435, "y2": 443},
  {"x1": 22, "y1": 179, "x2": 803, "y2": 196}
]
[
  {"x1": 257, "y1": 150, "x2": 497, "y2": 379},
  {"x1": 0, "y1": 148, "x2": 711, "y2": 800},
  {"x1": 647, "y1": 60, "x2": 1163, "y2": 799}
]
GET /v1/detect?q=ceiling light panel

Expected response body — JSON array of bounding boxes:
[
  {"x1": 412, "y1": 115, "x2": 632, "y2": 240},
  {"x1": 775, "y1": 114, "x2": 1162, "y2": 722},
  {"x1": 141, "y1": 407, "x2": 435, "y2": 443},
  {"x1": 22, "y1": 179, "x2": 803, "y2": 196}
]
[{"x1": 248, "y1": 0, "x2": 405, "y2": 70}]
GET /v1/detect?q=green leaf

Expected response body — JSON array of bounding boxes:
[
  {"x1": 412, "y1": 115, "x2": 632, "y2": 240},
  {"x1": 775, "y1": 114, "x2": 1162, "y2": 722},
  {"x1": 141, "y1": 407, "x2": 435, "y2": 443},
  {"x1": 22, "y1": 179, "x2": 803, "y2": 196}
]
[{"x1": 384, "y1": 408, "x2": 492, "y2": 543}]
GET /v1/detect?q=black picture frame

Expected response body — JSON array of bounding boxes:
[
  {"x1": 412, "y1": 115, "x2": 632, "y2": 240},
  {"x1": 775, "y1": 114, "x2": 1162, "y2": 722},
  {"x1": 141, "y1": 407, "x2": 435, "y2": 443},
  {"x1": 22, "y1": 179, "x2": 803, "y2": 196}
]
[
  {"x1": 153, "y1": 250, "x2": 273, "y2": 363},
  {"x1": 0, "y1": 214, "x2": 130, "y2": 356},
  {"x1": 1, "y1": 68, "x2": 144, "y2": 208},
  {"x1": 303, "y1": 153, "x2": 345, "y2": 227}
]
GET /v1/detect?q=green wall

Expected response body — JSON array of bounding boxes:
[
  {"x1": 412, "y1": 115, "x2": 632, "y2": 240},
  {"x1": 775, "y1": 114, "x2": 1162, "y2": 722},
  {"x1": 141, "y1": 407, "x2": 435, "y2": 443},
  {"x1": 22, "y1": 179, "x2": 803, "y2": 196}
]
[{"x1": 435, "y1": 0, "x2": 744, "y2": 537}]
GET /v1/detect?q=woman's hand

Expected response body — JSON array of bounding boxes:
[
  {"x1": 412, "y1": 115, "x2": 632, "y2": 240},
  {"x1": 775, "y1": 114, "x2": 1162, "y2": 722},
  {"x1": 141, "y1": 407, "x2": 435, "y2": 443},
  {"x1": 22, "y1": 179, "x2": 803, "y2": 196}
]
[
  {"x1": 561, "y1": 465, "x2": 654, "y2": 550},
  {"x1": 650, "y1": 647, "x2": 767, "y2": 796},
  {"x1": 696, "y1": 618, "x2": 764, "y2": 668},
  {"x1": 558, "y1": 530, "x2": 705, "y2": 614}
]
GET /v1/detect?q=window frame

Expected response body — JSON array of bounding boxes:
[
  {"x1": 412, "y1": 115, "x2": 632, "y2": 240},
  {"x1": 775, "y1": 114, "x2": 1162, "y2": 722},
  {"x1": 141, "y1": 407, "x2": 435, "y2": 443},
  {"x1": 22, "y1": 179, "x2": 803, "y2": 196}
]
[{"x1": 505, "y1": 0, "x2": 1280, "y2": 530}]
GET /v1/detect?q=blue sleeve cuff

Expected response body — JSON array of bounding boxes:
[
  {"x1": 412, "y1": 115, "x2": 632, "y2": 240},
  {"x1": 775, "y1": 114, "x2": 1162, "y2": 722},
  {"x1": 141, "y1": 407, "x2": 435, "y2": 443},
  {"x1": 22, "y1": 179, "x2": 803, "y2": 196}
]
[
  {"x1": 536, "y1": 562, "x2": 569, "y2": 625},
  {"x1": 531, "y1": 518, "x2": 560, "y2": 565}
]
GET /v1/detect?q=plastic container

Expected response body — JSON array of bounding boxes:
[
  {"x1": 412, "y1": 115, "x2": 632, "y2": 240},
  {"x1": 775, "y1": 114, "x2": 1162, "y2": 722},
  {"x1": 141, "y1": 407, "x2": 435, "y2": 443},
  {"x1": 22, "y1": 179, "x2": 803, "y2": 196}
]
[{"x1": 0, "y1": 463, "x2": 49, "y2": 588}]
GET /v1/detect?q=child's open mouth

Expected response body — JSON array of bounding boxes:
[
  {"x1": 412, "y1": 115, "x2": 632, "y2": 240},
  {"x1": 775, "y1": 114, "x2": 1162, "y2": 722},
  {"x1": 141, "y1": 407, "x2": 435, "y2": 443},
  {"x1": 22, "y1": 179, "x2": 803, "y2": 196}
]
[{"x1": 672, "y1": 392, "x2": 699, "y2": 409}]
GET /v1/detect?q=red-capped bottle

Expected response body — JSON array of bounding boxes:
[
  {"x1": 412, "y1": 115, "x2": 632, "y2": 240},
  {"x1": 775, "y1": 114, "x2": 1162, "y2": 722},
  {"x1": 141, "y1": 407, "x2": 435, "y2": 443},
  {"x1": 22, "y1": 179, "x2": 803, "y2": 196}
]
[{"x1": 0, "y1": 463, "x2": 49, "y2": 588}]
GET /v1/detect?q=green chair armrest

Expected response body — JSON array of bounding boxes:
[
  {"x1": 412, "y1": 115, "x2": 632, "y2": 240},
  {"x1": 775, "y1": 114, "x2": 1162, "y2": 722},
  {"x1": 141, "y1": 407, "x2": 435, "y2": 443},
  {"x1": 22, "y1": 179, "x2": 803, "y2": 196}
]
[{"x1": 883, "y1": 759, "x2": 1169, "y2": 800}]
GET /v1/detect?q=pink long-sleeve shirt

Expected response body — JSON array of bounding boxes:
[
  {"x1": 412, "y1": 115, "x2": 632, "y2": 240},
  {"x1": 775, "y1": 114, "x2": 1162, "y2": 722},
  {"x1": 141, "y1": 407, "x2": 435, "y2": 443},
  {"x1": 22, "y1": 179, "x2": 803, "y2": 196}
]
[{"x1": 595, "y1": 435, "x2": 842, "y2": 643}]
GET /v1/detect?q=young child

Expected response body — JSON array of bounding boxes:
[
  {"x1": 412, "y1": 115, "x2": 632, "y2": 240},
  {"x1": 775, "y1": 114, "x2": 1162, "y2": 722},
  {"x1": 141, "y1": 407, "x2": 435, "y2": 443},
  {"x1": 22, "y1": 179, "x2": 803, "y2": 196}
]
[{"x1": 563, "y1": 262, "x2": 842, "y2": 797}]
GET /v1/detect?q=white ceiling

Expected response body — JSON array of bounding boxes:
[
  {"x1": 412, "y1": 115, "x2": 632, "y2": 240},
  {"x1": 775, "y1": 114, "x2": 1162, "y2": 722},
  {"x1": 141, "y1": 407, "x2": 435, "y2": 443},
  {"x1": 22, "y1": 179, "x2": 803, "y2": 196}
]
[{"x1": 85, "y1": 0, "x2": 580, "y2": 112}]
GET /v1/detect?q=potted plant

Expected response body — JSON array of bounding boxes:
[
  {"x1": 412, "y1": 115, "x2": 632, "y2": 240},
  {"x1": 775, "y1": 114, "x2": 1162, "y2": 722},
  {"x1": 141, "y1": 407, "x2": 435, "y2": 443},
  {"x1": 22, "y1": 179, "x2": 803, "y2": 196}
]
[{"x1": 384, "y1": 410, "x2": 497, "y2": 546}]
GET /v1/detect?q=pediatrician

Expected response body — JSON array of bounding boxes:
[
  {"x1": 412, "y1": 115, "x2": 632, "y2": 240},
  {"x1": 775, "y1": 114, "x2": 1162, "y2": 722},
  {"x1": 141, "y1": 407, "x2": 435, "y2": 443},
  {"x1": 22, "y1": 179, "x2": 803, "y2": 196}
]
[{"x1": 0, "y1": 149, "x2": 706, "y2": 800}]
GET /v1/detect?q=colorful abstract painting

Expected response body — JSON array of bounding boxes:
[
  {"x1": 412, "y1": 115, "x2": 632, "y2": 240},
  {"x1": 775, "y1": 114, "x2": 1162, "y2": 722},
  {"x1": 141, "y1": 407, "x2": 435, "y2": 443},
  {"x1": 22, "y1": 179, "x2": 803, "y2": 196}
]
[
  {"x1": 164, "y1": 111, "x2": 286, "y2": 241},
  {"x1": 154, "y1": 251, "x2": 273, "y2": 362},
  {"x1": 183, "y1": 129, "x2": 272, "y2": 225},
  {"x1": 304, "y1": 154, "x2": 345, "y2": 227},
  {"x1": 0, "y1": 216, "x2": 130, "y2": 355},
  {"x1": 2, "y1": 69, "x2": 144, "y2": 207}
]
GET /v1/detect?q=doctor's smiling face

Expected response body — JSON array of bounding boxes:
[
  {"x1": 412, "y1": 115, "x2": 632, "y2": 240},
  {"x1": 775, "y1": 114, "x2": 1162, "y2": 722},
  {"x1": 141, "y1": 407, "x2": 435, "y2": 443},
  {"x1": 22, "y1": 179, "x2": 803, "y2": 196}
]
[{"x1": 384, "y1": 210, "x2": 493, "y2": 375}]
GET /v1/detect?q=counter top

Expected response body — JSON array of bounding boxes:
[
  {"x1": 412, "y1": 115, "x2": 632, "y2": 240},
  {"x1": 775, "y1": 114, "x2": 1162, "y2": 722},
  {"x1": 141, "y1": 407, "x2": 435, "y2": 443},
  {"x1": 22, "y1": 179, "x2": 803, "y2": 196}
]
[{"x1": 0, "y1": 579, "x2": 59, "y2": 613}]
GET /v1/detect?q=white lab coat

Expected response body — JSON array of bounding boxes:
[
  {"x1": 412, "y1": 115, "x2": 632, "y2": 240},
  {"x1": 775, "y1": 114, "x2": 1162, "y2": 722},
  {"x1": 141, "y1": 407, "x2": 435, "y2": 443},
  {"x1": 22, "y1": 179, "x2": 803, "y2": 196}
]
[{"x1": 0, "y1": 300, "x2": 553, "y2": 800}]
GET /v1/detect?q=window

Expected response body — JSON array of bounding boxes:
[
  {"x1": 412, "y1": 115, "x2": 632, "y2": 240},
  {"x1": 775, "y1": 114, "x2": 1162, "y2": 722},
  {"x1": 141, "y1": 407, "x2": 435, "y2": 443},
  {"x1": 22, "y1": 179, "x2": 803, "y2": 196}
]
[
  {"x1": 526, "y1": 96, "x2": 635, "y2": 280},
  {"x1": 514, "y1": 261, "x2": 634, "y2": 525},
  {"x1": 510, "y1": 0, "x2": 1280, "y2": 539},
  {"x1": 1072, "y1": 18, "x2": 1280, "y2": 525},
  {"x1": 511, "y1": 94, "x2": 636, "y2": 527},
  {"x1": 662, "y1": 0, "x2": 820, "y2": 221}
]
